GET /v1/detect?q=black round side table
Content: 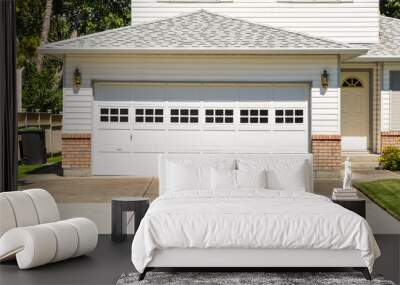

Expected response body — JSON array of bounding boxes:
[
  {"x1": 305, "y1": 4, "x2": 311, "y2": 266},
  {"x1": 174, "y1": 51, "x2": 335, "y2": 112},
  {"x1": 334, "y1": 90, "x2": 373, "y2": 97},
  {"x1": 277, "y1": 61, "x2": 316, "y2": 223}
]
[{"x1": 111, "y1": 197, "x2": 150, "y2": 242}]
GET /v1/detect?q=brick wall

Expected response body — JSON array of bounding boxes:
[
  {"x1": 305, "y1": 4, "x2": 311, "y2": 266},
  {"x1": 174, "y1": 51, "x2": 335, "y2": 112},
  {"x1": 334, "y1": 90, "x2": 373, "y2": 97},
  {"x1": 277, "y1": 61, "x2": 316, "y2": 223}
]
[
  {"x1": 312, "y1": 135, "x2": 341, "y2": 173},
  {"x1": 381, "y1": 131, "x2": 400, "y2": 151},
  {"x1": 62, "y1": 133, "x2": 91, "y2": 176}
]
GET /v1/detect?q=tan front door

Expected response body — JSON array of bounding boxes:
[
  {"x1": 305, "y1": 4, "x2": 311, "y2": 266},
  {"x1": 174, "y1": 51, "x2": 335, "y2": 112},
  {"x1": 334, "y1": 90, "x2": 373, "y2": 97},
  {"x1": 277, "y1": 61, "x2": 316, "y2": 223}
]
[{"x1": 341, "y1": 71, "x2": 370, "y2": 152}]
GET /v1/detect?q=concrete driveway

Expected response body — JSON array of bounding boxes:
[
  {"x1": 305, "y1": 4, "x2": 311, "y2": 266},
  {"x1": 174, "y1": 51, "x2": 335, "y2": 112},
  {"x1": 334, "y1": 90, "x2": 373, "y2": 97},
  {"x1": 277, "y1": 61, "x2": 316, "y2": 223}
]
[
  {"x1": 19, "y1": 170, "x2": 400, "y2": 203},
  {"x1": 19, "y1": 174, "x2": 159, "y2": 203}
]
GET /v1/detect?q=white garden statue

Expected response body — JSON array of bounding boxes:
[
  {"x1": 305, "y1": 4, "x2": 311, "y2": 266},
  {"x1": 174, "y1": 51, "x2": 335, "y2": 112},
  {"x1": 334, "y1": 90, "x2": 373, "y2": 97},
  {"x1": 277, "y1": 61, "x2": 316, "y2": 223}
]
[{"x1": 343, "y1": 157, "x2": 353, "y2": 190}]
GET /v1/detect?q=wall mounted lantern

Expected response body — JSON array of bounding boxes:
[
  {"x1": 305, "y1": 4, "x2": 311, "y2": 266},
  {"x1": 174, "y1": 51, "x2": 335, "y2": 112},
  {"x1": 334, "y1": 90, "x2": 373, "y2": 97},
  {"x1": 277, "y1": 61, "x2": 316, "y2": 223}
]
[
  {"x1": 321, "y1": 70, "x2": 329, "y2": 90},
  {"x1": 73, "y1": 68, "x2": 81, "y2": 88}
]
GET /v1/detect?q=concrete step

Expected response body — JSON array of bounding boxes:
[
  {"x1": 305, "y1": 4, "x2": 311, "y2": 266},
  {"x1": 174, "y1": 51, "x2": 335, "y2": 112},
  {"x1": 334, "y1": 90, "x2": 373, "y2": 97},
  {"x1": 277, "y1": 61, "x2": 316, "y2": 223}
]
[
  {"x1": 347, "y1": 161, "x2": 380, "y2": 170},
  {"x1": 341, "y1": 153, "x2": 380, "y2": 163},
  {"x1": 341, "y1": 153, "x2": 381, "y2": 170}
]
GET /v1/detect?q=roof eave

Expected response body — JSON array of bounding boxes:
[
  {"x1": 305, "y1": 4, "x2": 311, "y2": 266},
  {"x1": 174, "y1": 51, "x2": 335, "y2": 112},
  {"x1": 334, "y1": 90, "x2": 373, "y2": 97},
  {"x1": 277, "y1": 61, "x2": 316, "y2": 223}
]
[
  {"x1": 39, "y1": 47, "x2": 368, "y2": 57},
  {"x1": 350, "y1": 55, "x2": 400, "y2": 62}
]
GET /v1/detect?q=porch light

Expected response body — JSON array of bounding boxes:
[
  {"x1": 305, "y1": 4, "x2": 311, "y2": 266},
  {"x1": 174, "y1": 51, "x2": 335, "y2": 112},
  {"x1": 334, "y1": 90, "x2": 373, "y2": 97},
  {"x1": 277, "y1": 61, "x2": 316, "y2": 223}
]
[
  {"x1": 321, "y1": 70, "x2": 329, "y2": 90},
  {"x1": 73, "y1": 68, "x2": 81, "y2": 88}
]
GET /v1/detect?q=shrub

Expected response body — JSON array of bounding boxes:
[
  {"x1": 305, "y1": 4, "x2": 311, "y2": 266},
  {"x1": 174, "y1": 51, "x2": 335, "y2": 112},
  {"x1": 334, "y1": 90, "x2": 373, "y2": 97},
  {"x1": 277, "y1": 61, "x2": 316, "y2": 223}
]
[{"x1": 379, "y1": 146, "x2": 400, "y2": 171}]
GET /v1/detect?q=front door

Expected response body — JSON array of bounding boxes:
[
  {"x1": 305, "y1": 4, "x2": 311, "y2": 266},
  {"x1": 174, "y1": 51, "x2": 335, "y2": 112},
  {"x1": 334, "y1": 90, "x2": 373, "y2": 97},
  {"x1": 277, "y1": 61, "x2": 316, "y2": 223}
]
[{"x1": 341, "y1": 71, "x2": 370, "y2": 152}]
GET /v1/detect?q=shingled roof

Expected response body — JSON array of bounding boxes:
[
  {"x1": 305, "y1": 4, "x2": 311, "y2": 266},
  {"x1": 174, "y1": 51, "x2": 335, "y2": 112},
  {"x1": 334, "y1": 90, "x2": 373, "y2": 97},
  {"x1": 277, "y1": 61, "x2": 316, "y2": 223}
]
[
  {"x1": 356, "y1": 16, "x2": 400, "y2": 61},
  {"x1": 40, "y1": 10, "x2": 365, "y2": 56}
]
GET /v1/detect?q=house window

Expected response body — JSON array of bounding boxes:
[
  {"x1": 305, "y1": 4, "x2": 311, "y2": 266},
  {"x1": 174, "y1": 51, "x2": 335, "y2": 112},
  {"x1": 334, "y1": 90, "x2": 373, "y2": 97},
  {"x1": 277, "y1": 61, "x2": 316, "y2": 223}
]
[
  {"x1": 135, "y1": 108, "x2": 163, "y2": 123},
  {"x1": 240, "y1": 109, "x2": 268, "y2": 124},
  {"x1": 205, "y1": 109, "x2": 234, "y2": 124},
  {"x1": 275, "y1": 109, "x2": 304, "y2": 124},
  {"x1": 100, "y1": 108, "x2": 129, "y2": 123},
  {"x1": 342, "y1": 77, "x2": 363, "y2": 88},
  {"x1": 170, "y1": 108, "x2": 199, "y2": 123},
  {"x1": 390, "y1": 71, "x2": 400, "y2": 91}
]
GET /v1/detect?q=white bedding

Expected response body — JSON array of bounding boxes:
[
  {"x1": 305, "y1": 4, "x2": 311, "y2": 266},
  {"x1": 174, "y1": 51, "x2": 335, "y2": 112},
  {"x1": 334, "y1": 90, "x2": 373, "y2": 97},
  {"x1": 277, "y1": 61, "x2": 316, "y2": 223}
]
[{"x1": 131, "y1": 190, "x2": 380, "y2": 273}]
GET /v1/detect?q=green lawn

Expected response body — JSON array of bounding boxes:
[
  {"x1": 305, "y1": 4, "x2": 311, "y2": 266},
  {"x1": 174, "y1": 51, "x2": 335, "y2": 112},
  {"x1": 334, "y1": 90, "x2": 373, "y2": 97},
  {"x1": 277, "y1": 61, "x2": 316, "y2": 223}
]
[
  {"x1": 18, "y1": 155, "x2": 62, "y2": 178},
  {"x1": 354, "y1": 179, "x2": 400, "y2": 221}
]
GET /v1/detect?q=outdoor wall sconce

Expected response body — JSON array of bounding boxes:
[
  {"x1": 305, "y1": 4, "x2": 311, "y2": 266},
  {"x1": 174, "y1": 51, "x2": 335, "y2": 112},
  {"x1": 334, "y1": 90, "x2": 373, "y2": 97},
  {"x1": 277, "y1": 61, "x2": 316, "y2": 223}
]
[
  {"x1": 73, "y1": 68, "x2": 81, "y2": 88},
  {"x1": 321, "y1": 70, "x2": 329, "y2": 90}
]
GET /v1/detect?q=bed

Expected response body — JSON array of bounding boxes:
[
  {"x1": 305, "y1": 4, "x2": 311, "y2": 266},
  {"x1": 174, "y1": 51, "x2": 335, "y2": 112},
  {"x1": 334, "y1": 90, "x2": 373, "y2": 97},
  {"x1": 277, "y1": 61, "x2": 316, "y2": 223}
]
[{"x1": 131, "y1": 154, "x2": 380, "y2": 281}]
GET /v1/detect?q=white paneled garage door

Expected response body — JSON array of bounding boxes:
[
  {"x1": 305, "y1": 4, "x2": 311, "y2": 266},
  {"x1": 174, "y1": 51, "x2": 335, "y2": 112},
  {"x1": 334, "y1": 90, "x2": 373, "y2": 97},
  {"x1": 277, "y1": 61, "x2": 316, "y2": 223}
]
[{"x1": 92, "y1": 82, "x2": 310, "y2": 176}]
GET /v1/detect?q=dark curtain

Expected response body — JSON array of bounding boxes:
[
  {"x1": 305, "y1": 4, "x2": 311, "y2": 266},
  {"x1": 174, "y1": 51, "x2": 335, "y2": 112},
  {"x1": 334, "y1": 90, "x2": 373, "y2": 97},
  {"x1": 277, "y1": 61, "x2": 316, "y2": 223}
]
[{"x1": 0, "y1": 0, "x2": 18, "y2": 192}]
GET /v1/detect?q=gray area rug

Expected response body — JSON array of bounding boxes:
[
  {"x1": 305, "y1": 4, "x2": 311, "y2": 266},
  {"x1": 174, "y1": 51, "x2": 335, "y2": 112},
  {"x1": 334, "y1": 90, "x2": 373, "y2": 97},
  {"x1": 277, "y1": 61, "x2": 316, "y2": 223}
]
[{"x1": 116, "y1": 272, "x2": 396, "y2": 285}]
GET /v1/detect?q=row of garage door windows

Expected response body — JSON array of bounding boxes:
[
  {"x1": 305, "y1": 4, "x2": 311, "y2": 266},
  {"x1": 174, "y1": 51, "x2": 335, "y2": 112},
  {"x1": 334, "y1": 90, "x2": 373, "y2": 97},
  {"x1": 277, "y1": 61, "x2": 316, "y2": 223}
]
[{"x1": 100, "y1": 108, "x2": 304, "y2": 124}]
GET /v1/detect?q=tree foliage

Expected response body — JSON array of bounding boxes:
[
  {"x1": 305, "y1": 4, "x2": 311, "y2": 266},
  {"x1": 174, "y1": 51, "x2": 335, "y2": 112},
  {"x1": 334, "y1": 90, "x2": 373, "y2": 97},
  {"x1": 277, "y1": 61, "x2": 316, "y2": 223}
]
[
  {"x1": 381, "y1": 0, "x2": 400, "y2": 18},
  {"x1": 17, "y1": 0, "x2": 131, "y2": 112}
]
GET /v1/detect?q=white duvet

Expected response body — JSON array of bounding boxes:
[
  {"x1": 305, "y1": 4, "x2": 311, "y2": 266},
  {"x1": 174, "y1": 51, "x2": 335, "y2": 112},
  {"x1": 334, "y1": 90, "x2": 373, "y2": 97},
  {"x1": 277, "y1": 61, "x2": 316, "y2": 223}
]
[{"x1": 131, "y1": 190, "x2": 380, "y2": 273}]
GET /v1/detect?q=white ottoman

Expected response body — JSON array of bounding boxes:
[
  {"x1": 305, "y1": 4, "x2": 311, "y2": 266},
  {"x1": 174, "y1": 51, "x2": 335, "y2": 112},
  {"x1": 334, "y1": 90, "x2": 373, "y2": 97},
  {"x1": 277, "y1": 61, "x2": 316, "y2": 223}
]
[{"x1": 0, "y1": 189, "x2": 98, "y2": 269}]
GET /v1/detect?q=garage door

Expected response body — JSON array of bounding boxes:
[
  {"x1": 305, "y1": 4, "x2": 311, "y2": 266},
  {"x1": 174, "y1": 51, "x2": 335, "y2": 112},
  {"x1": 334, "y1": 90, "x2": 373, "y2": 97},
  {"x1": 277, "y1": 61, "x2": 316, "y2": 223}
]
[{"x1": 92, "y1": 82, "x2": 310, "y2": 176}]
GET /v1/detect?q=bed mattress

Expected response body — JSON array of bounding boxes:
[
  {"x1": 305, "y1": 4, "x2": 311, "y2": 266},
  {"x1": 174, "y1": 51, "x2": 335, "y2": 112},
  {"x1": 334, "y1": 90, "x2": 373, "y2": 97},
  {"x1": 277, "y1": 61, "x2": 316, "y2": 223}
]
[{"x1": 131, "y1": 190, "x2": 380, "y2": 273}]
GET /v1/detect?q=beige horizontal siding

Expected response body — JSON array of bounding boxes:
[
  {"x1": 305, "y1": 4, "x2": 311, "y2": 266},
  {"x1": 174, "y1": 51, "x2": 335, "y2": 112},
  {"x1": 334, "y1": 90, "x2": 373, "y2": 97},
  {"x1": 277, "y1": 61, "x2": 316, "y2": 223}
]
[
  {"x1": 131, "y1": 0, "x2": 379, "y2": 43},
  {"x1": 64, "y1": 54, "x2": 340, "y2": 135},
  {"x1": 382, "y1": 63, "x2": 400, "y2": 131},
  {"x1": 63, "y1": 88, "x2": 93, "y2": 133},
  {"x1": 391, "y1": 91, "x2": 400, "y2": 131}
]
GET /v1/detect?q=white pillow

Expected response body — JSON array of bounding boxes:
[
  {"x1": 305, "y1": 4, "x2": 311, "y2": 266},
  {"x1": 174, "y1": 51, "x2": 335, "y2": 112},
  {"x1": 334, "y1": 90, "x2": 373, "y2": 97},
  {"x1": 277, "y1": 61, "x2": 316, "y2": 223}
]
[
  {"x1": 238, "y1": 159, "x2": 309, "y2": 192},
  {"x1": 211, "y1": 168, "x2": 236, "y2": 191},
  {"x1": 266, "y1": 162, "x2": 307, "y2": 192},
  {"x1": 167, "y1": 162, "x2": 211, "y2": 192},
  {"x1": 236, "y1": 169, "x2": 267, "y2": 189}
]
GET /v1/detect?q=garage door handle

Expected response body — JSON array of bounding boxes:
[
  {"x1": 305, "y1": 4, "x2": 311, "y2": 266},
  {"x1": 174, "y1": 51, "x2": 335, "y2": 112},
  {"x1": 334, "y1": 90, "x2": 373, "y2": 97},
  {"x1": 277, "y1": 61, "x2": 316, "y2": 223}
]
[
  {"x1": 116, "y1": 147, "x2": 123, "y2": 151},
  {"x1": 130, "y1": 134, "x2": 133, "y2": 141}
]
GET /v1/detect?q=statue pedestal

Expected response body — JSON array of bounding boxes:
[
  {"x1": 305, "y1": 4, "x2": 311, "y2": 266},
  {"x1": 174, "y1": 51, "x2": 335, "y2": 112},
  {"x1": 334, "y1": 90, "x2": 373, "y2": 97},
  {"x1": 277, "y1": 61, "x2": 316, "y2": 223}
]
[{"x1": 332, "y1": 188, "x2": 358, "y2": 200}]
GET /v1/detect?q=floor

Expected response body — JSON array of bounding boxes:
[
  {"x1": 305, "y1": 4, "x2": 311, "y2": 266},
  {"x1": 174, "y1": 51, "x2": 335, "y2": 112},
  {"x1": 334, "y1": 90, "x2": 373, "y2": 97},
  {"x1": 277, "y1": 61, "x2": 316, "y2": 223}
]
[
  {"x1": 0, "y1": 236, "x2": 133, "y2": 285},
  {"x1": 10, "y1": 169, "x2": 399, "y2": 284},
  {"x1": 1, "y1": 235, "x2": 399, "y2": 285}
]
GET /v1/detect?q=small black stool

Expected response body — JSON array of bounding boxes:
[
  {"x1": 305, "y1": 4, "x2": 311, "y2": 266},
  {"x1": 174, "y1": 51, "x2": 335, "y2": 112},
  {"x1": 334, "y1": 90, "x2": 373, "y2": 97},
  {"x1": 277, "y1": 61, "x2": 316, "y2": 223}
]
[{"x1": 111, "y1": 197, "x2": 150, "y2": 242}]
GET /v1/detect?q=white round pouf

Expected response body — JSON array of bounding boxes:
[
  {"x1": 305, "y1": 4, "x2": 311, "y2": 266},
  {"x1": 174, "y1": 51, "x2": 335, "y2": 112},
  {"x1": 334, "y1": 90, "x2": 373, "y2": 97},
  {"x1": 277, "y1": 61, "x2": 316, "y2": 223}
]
[
  {"x1": 0, "y1": 226, "x2": 57, "y2": 269},
  {"x1": 65, "y1": 218, "x2": 98, "y2": 257},
  {"x1": 43, "y1": 221, "x2": 79, "y2": 262},
  {"x1": 0, "y1": 218, "x2": 98, "y2": 269}
]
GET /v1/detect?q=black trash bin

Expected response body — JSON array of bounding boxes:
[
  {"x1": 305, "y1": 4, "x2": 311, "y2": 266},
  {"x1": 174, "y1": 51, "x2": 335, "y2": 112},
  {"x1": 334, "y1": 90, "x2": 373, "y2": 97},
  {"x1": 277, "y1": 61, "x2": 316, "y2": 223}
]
[{"x1": 18, "y1": 128, "x2": 47, "y2": 165}]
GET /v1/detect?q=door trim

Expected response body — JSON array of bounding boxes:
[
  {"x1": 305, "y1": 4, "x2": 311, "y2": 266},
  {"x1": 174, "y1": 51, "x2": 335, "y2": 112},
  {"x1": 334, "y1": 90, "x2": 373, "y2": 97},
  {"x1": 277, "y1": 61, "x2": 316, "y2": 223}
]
[{"x1": 340, "y1": 69, "x2": 373, "y2": 151}]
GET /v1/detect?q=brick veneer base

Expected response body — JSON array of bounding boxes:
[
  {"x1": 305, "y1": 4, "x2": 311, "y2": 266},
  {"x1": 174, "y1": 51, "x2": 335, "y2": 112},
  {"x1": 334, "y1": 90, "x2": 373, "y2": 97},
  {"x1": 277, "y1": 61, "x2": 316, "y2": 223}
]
[
  {"x1": 62, "y1": 133, "x2": 91, "y2": 176},
  {"x1": 381, "y1": 131, "x2": 400, "y2": 152},
  {"x1": 61, "y1": 133, "x2": 343, "y2": 176},
  {"x1": 312, "y1": 135, "x2": 341, "y2": 175}
]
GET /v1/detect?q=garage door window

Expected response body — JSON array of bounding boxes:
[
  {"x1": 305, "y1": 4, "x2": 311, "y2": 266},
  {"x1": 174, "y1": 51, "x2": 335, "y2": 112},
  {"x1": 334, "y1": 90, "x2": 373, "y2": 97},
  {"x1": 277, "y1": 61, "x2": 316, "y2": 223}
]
[
  {"x1": 135, "y1": 108, "x2": 163, "y2": 123},
  {"x1": 240, "y1": 109, "x2": 268, "y2": 124},
  {"x1": 205, "y1": 109, "x2": 234, "y2": 124},
  {"x1": 170, "y1": 108, "x2": 199, "y2": 123},
  {"x1": 275, "y1": 109, "x2": 304, "y2": 124},
  {"x1": 100, "y1": 108, "x2": 129, "y2": 123}
]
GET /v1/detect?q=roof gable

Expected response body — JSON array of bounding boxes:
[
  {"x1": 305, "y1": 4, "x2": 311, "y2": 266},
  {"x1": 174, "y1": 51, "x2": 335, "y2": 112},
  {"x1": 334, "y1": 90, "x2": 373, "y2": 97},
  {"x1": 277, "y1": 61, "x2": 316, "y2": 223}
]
[
  {"x1": 356, "y1": 16, "x2": 400, "y2": 61},
  {"x1": 40, "y1": 10, "x2": 365, "y2": 56}
]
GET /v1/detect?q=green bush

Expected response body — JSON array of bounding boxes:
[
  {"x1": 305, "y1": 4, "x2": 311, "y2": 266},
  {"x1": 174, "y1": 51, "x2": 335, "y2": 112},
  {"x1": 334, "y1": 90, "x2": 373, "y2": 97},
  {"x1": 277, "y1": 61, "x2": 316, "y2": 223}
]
[{"x1": 379, "y1": 146, "x2": 400, "y2": 171}]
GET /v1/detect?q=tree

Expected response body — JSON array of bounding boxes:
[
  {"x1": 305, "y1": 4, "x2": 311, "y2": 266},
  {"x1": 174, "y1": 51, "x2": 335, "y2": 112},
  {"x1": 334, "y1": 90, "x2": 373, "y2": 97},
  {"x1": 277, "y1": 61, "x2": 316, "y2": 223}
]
[
  {"x1": 381, "y1": 0, "x2": 400, "y2": 18},
  {"x1": 36, "y1": 0, "x2": 53, "y2": 72},
  {"x1": 60, "y1": 0, "x2": 131, "y2": 37},
  {"x1": 16, "y1": 0, "x2": 43, "y2": 68},
  {"x1": 16, "y1": 0, "x2": 131, "y2": 113}
]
